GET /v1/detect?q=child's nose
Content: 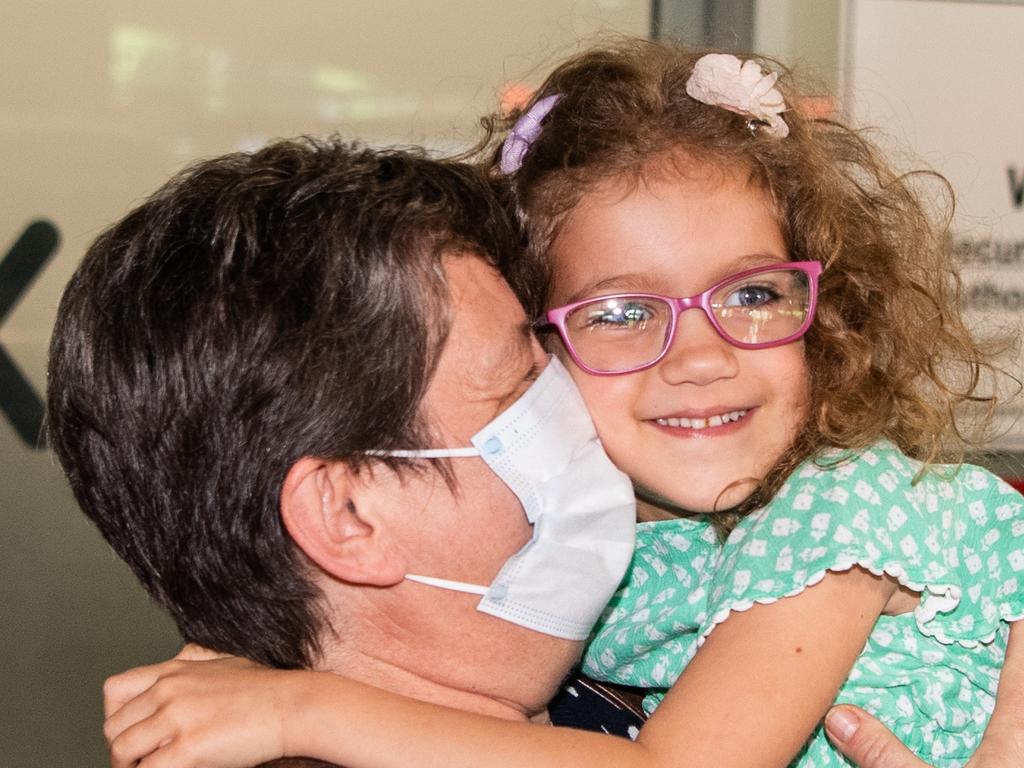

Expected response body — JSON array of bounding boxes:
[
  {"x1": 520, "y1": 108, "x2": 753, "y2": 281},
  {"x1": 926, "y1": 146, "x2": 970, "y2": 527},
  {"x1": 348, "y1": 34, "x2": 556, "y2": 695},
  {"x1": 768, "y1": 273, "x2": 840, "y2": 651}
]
[{"x1": 656, "y1": 306, "x2": 739, "y2": 386}]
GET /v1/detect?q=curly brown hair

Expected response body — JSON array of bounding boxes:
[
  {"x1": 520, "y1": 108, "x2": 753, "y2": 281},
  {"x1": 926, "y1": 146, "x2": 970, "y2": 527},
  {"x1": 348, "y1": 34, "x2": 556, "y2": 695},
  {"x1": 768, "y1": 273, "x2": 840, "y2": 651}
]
[{"x1": 478, "y1": 38, "x2": 1010, "y2": 527}]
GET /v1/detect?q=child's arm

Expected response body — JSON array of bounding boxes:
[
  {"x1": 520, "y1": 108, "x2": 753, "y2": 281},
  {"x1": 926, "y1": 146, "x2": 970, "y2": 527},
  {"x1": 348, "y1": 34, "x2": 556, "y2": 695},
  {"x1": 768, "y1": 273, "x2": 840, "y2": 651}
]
[
  {"x1": 103, "y1": 566, "x2": 894, "y2": 768},
  {"x1": 636, "y1": 564, "x2": 895, "y2": 767}
]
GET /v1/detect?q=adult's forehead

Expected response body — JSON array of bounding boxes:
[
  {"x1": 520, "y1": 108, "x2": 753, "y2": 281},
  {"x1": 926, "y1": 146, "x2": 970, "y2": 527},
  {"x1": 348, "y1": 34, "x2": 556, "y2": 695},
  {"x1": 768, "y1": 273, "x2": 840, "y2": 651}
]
[{"x1": 429, "y1": 254, "x2": 534, "y2": 399}]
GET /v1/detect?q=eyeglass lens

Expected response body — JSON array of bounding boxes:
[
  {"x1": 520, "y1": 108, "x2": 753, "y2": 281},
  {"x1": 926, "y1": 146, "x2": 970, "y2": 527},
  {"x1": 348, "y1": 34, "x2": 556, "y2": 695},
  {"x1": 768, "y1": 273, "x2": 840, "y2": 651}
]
[{"x1": 563, "y1": 267, "x2": 812, "y2": 373}]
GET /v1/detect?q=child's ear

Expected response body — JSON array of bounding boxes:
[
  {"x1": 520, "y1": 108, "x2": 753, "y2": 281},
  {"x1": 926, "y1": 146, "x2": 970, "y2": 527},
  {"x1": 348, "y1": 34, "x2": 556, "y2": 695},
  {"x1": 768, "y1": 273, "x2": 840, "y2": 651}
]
[{"x1": 280, "y1": 458, "x2": 407, "y2": 586}]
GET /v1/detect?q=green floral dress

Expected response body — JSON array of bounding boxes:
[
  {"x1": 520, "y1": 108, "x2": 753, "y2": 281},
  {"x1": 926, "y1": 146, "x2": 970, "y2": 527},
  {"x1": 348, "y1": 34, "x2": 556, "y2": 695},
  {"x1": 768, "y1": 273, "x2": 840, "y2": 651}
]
[{"x1": 583, "y1": 443, "x2": 1024, "y2": 767}]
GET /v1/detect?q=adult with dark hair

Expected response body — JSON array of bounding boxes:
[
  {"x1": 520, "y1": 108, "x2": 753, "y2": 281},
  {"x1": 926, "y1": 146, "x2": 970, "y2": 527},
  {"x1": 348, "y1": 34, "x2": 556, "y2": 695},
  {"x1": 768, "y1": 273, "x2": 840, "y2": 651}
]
[
  {"x1": 51, "y1": 136, "x2": 1020, "y2": 768},
  {"x1": 49, "y1": 137, "x2": 638, "y2": 762}
]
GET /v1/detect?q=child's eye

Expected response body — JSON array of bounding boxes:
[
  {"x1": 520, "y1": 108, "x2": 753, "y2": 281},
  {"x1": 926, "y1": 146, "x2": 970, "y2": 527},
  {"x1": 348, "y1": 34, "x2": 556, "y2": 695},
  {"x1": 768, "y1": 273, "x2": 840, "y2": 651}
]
[
  {"x1": 721, "y1": 284, "x2": 780, "y2": 308},
  {"x1": 582, "y1": 300, "x2": 659, "y2": 329}
]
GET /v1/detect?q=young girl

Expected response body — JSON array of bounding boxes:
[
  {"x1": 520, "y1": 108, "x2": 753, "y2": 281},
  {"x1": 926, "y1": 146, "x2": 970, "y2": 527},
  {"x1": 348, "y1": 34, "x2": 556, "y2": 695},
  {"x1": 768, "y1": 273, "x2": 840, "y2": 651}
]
[{"x1": 102, "y1": 41, "x2": 1023, "y2": 768}]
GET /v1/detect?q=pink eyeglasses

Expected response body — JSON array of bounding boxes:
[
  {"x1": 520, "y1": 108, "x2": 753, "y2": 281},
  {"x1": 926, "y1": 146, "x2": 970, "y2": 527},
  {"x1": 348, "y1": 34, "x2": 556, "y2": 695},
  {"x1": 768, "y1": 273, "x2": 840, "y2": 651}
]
[{"x1": 539, "y1": 261, "x2": 822, "y2": 375}]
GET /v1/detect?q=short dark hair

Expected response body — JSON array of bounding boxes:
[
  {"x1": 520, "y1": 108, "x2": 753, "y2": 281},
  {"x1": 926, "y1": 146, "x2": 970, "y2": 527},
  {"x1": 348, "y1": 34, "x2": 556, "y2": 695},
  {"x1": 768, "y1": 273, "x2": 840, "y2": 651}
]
[{"x1": 47, "y1": 137, "x2": 525, "y2": 668}]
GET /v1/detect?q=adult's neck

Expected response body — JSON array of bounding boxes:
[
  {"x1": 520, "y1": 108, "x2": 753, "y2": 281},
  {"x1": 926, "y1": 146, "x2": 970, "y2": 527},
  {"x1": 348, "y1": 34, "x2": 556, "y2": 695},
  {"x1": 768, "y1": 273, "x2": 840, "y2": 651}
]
[
  {"x1": 327, "y1": 652, "x2": 537, "y2": 720},
  {"x1": 313, "y1": 610, "x2": 540, "y2": 722}
]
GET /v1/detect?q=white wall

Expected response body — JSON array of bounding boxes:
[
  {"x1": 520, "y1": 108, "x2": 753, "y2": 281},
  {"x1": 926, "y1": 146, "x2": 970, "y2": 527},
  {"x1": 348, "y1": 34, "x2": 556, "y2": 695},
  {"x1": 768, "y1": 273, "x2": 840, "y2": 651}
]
[{"x1": 843, "y1": 0, "x2": 1024, "y2": 451}]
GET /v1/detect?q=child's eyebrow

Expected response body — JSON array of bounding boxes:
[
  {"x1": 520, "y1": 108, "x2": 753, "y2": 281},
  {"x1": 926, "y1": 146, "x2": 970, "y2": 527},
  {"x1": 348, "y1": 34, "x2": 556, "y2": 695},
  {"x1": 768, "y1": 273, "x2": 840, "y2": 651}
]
[
  {"x1": 564, "y1": 273, "x2": 655, "y2": 304},
  {"x1": 564, "y1": 252, "x2": 792, "y2": 304},
  {"x1": 729, "y1": 252, "x2": 790, "y2": 272}
]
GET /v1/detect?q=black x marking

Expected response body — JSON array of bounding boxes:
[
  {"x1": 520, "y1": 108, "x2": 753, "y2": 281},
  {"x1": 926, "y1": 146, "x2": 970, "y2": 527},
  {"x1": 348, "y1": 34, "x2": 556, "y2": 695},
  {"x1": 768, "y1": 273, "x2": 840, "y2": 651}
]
[{"x1": 0, "y1": 220, "x2": 60, "y2": 448}]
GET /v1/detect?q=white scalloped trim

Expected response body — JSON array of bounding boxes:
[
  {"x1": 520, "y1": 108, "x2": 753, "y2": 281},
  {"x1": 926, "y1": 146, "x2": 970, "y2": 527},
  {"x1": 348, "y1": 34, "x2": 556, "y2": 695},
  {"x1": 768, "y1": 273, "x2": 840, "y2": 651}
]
[{"x1": 696, "y1": 558, "x2": 1024, "y2": 651}]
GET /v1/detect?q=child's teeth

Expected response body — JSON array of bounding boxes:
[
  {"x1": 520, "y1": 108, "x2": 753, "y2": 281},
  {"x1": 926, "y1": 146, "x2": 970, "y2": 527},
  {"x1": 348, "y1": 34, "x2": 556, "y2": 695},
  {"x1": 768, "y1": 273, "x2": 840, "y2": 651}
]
[{"x1": 655, "y1": 409, "x2": 748, "y2": 430}]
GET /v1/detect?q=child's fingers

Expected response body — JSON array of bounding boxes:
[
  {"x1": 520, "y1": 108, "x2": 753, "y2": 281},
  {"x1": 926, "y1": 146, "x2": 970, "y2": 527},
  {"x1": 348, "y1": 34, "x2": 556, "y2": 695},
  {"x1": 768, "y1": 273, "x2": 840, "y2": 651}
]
[
  {"x1": 103, "y1": 686, "x2": 161, "y2": 754},
  {"x1": 135, "y1": 739, "x2": 202, "y2": 768},
  {"x1": 104, "y1": 657, "x2": 279, "y2": 768},
  {"x1": 104, "y1": 650, "x2": 229, "y2": 720},
  {"x1": 111, "y1": 710, "x2": 252, "y2": 768},
  {"x1": 175, "y1": 643, "x2": 229, "y2": 661},
  {"x1": 103, "y1": 662, "x2": 169, "y2": 719},
  {"x1": 107, "y1": 711, "x2": 172, "y2": 768}
]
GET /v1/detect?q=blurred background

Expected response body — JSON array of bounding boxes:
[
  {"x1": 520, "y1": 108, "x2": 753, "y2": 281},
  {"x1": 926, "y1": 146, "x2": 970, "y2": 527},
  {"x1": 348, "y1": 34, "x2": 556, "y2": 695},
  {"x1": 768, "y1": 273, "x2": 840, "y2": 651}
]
[{"x1": 2, "y1": 1, "x2": 1021, "y2": 764}]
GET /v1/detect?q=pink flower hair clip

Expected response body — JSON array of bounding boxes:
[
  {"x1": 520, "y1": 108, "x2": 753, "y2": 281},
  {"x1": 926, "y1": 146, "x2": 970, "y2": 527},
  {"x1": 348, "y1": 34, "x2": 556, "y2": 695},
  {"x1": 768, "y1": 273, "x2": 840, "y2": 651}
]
[
  {"x1": 499, "y1": 93, "x2": 563, "y2": 174},
  {"x1": 685, "y1": 53, "x2": 789, "y2": 138}
]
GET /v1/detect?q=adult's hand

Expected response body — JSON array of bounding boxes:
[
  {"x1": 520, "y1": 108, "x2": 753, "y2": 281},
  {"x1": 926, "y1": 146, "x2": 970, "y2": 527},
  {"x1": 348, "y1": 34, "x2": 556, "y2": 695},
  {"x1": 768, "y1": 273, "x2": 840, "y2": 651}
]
[
  {"x1": 826, "y1": 705, "x2": 1018, "y2": 768},
  {"x1": 825, "y1": 707, "x2": 932, "y2": 768},
  {"x1": 827, "y1": 622, "x2": 1024, "y2": 768}
]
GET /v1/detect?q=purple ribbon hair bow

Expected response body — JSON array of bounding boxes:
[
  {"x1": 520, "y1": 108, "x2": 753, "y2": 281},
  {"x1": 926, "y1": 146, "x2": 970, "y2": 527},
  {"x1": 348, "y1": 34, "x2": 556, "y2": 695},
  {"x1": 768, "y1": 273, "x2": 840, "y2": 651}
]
[{"x1": 499, "y1": 93, "x2": 563, "y2": 174}]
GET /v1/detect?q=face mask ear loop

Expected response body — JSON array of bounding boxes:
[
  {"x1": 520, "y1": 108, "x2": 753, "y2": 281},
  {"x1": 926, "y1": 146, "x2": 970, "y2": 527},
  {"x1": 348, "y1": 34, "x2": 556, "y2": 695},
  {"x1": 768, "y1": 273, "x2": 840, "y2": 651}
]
[
  {"x1": 405, "y1": 573, "x2": 489, "y2": 596},
  {"x1": 369, "y1": 445, "x2": 489, "y2": 595},
  {"x1": 366, "y1": 447, "x2": 481, "y2": 459}
]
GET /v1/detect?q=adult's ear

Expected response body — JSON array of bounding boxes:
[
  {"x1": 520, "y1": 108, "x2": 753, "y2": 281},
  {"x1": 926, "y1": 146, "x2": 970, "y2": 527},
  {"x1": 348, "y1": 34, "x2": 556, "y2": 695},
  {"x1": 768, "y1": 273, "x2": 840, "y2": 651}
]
[{"x1": 280, "y1": 458, "x2": 407, "y2": 586}]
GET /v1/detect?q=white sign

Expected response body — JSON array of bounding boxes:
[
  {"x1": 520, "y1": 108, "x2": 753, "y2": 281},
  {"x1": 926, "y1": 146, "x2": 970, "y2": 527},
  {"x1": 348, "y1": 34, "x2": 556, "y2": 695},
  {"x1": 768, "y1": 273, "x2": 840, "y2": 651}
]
[{"x1": 844, "y1": 0, "x2": 1024, "y2": 450}]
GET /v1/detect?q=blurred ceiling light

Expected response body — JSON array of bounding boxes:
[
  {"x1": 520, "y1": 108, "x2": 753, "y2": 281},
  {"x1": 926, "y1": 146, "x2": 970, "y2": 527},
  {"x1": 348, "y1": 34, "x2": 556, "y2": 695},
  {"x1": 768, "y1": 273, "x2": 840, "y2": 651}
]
[
  {"x1": 110, "y1": 25, "x2": 179, "y2": 87},
  {"x1": 312, "y1": 66, "x2": 371, "y2": 95},
  {"x1": 317, "y1": 94, "x2": 418, "y2": 123},
  {"x1": 205, "y1": 49, "x2": 230, "y2": 114}
]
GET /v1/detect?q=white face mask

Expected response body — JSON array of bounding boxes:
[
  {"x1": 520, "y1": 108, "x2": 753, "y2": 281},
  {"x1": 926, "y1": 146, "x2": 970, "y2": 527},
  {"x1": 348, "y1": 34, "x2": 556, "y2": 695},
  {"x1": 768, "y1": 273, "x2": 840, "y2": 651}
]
[{"x1": 378, "y1": 357, "x2": 636, "y2": 640}]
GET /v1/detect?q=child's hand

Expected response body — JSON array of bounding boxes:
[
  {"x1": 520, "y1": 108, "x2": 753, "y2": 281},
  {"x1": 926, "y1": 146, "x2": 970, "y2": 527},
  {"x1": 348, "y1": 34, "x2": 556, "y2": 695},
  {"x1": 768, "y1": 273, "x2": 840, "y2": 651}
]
[
  {"x1": 103, "y1": 643, "x2": 229, "y2": 719},
  {"x1": 103, "y1": 652, "x2": 305, "y2": 768}
]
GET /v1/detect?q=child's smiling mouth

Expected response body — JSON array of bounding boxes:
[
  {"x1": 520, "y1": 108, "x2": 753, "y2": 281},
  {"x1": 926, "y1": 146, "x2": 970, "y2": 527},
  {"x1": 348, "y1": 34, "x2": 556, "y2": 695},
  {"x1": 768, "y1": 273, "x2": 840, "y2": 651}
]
[{"x1": 652, "y1": 408, "x2": 751, "y2": 432}]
